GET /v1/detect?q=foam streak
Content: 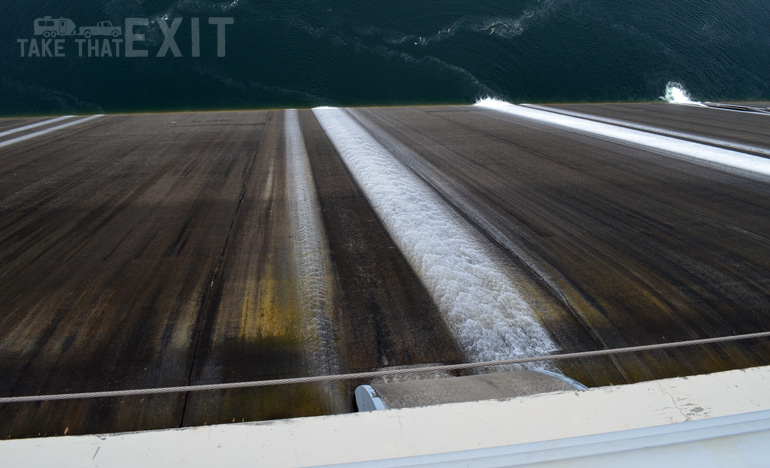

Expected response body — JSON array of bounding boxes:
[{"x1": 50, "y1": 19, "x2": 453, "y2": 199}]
[
  {"x1": 477, "y1": 99, "x2": 770, "y2": 178},
  {"x1": 0, "y1": 116, "x2": 74, "y2": 139},
  {"x1": 285, "y1": 109, "x2": 340, "y2": 376},
  {"x1": 522, "y1": 104, "x2": 770, "y2": 158},
  {"x1": 313, "y1": 107, "x2": 557, "y2": 365},
  {"x1": 0, "y1": 115, "x2": 103, "y2": 150}
]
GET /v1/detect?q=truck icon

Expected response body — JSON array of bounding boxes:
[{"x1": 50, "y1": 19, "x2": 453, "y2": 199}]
[
  {"x1": 32, "y1": 17, "x2": 122, "y2": 39},
  {"x1": 80, "y1": 21, "x2": 122, "y2": 39},
  {"x1": 33, "y1": 17, "x2": 77, "y2": 38}
]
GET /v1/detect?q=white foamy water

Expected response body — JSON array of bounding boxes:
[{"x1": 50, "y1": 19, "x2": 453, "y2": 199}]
[
  {"x1": 476, "y1": 98, "x2": 770, "y2": 178},
  {"x1": 313, "y1": 107, "x2": 557, "y2": 365},
  {"x1": 662, "y1": 81, "x2": 706, "y2": 106},
  {"x1": 0, "y1": 115, "x2": 74, "y2": 139},
  {"x1": 522, "y1": 104, "x2": 770, "y2": 158},
  {"x1": 285, "y1": 109, "x2": 340, "y2": 376},
  {"x1": 0, "y1": 115, "x2": 103, "y2": 150}
]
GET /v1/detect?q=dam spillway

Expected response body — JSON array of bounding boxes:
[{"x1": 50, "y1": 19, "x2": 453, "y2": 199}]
[{"x1": 1, "y1": 102, "x2": 770, "y2": 438}]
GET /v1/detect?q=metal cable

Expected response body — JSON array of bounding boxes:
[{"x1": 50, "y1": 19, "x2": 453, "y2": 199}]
[{"x1": 2, "y1": 331, "x2": 769, "y2": 404}]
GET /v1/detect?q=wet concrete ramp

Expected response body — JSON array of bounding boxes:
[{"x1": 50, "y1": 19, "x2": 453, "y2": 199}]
[
  {"x1": 356, "y1": 370, "x2": 585, "y2": 410},
  {"x1": 1, "y1": 103, "x2": 770, "y2": 438}
]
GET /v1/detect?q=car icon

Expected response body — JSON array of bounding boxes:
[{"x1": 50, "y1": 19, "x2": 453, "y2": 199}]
[{"x1": 79, "y1": 21, "x2": 122, "y2": 38}]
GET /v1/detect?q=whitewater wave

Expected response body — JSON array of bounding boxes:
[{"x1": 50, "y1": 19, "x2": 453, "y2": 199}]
[
  {"x1": 475, "y1": 96, "x2": 512, "y2": 108},
  {"x1": 661, "y1": 81, "x2": 706, "y2": 106},
  {"x1": 314, "y1": 107, "x2": 558, "y2": 367}
]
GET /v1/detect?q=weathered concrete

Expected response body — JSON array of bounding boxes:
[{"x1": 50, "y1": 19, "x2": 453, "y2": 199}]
[
  {"x1": 1, "y1": 366, "x2": 768, "y2": 467},
  {"x1": 0, "y1": 110, "x2": 464, "y2": 437},
  {"x1": 548, "y1": 101, "x2": 770, "y2": 149},
  {"x1": 1, "y1": 103, "x2": 770, "y2": 438},
  {"x1": 358, "y1": 370, "x2": 585, "y2": 410},
  {"x1": 355, "y1": 104, "x2": 770, "y2": 384}
]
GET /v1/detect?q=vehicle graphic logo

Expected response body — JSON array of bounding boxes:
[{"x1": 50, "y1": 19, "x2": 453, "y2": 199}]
[
  {"x1": 33, "y1": 17, "x2": 79, "y2": 38},
  {"x1": 18, "y1": 16, "x2": 233, "y2": 58}
]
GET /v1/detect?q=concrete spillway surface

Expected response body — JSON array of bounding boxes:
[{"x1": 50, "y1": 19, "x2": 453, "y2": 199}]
[
  {"x1": 355, "y1": 370, "x2": 586, "y2": 411},
  {"x1": 1, "y1": 102, "x2": 770, "y2": 438}
]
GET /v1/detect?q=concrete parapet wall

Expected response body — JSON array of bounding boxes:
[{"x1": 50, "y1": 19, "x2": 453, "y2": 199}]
[{"x1": 1, "y1": 365, "x2": 768, "y2": 467}]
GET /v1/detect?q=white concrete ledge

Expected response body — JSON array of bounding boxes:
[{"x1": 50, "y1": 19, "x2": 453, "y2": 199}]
[{"x1": 1, "y1": 366, "x2": 769, "y2": 467}]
